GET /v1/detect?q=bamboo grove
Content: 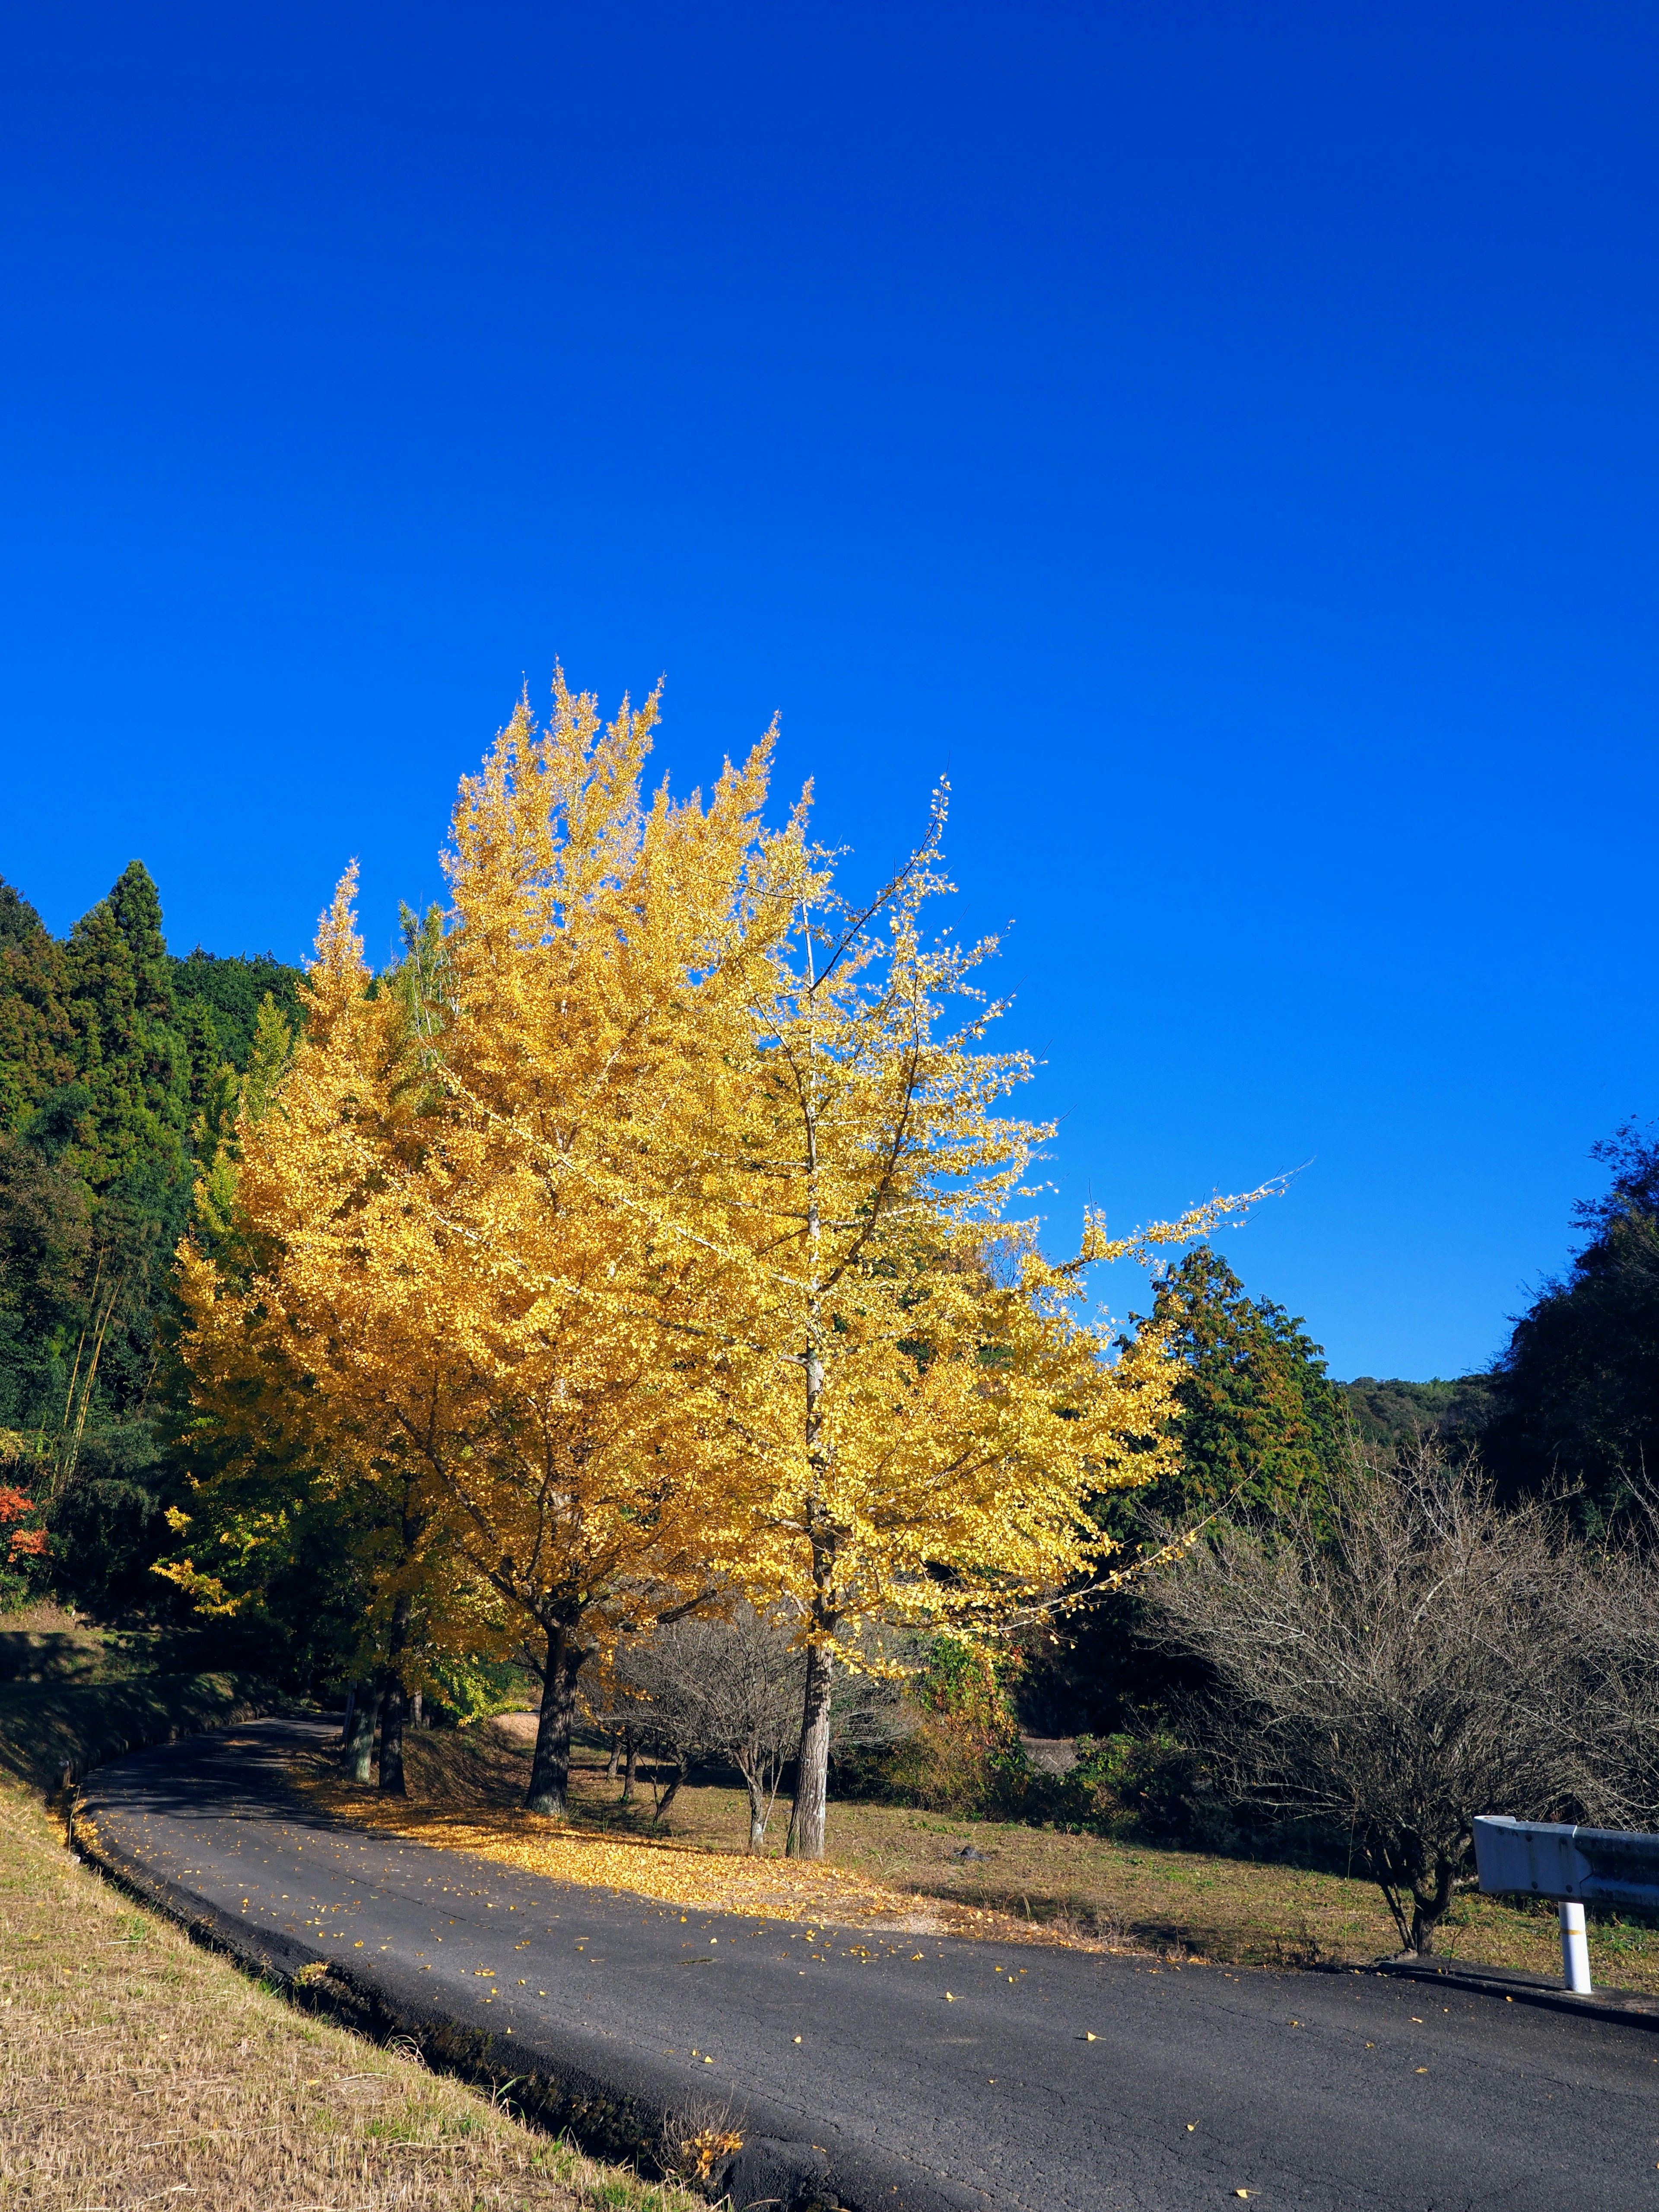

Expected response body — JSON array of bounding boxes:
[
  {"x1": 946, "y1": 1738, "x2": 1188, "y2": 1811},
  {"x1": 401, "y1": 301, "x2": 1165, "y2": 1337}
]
[{"x1": 161, "y1": 675, "x2": 1259, "y2": 1854}]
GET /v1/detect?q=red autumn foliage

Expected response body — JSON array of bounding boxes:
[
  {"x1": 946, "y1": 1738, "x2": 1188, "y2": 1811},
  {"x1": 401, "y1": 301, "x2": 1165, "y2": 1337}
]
[{"x1": 0, "y1": 1484, "x2": 47, "y2": 1561}]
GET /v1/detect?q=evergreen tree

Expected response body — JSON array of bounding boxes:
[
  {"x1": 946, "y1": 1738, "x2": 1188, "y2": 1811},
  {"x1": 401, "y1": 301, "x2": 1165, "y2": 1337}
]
[
  {"x1": 1133, "y1": 1246, "x2": 1346, "y2": 1522},
  {"x1": 63, "y1": 861, "x2": 191, "y2": 1196},
  {"x1": 1023, "y1": 1249, "x2": 1346, "y2": 1734},
  {"x1": 0, "y1": 880, "x2": 74, "y2": 1133},
  {"x1": 171, "y1": 946, "x2": 305, "y2": 1069}
]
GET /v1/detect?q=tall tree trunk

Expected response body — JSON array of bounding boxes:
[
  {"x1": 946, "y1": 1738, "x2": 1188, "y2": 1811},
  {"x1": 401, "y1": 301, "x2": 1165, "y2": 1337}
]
[
  {"x1": 378, "y1": 1591, "x2": 413, "y2": 1796},
  {"x1": 621, "y1": 1727, "x2": 638, "y2": 1804},
  {"x1": 786, "y1": 1643, "x2": 833, "y2": 1859},
  {"x1": 344, "y1": 1681, "x2": 376, "y2": 1783},
  {"x1": 788, "y1": 1044, "x2": 835, "y2": 1862},
  {"x1": 525, "y1": 1623, "x2": 585, "y2": 1816}
]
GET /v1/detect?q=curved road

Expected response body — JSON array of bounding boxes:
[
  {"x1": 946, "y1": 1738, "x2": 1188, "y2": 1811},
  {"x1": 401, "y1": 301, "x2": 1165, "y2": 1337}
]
[{"x1": 77, "y1": 1719, "x2": 1659, "y2": 2212}]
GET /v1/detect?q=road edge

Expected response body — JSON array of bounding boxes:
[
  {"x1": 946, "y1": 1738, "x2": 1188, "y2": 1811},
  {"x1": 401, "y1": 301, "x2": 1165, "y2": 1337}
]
[{"x1": 1324, "y1": 1955, "x2": 1659, "y2": 2033}]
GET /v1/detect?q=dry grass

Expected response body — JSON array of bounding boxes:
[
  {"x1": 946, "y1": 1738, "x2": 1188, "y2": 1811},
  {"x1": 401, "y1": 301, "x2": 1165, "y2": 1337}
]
[
  {"x1": 0, "y1": 1772, "x2": 699, "y2": 2211},
  {"x1": 304, "y1": 1720, "x2": 1659, "y2": 1991}
]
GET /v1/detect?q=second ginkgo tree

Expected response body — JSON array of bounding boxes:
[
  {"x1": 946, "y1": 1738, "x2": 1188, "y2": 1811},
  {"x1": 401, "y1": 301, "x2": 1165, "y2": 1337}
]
[{"x1": 664, "y1": 795, "x2": 1258, "y2": 1854}]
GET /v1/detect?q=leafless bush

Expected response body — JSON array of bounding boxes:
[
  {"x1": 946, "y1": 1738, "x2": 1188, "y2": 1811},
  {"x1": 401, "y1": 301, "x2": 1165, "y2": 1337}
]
[
  {"x1": 1142, "y1": 1444, "x2": 1585, "y2": 1954},
  {"x1": 618, "y1": 1610, "x2": 802, "y2": 1841},
  {"x1": 655, "y1": 2097, "x2": 745, "y2": 2187},
  {"x1": 604, "y1": 1608, "x2": 909, "y2": 1848}
]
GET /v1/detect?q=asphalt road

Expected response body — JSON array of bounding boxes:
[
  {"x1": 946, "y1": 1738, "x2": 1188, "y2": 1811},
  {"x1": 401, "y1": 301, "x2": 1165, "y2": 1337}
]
[{"x1": 76, "y1": 1719, "x2": 1659, "y2": 2212}]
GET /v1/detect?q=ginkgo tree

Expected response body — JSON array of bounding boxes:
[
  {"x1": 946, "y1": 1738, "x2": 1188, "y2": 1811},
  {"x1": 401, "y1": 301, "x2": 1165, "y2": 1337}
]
[
  {"x1": 167, "y1": 884, "x2": 481, "y2": 1792},
  {"x1": 667, "y1": 795, "x2": 1268, "y2": 1855},
  {"x1": 175, "y1": 675, "x2": 790, "y2": 1812}
]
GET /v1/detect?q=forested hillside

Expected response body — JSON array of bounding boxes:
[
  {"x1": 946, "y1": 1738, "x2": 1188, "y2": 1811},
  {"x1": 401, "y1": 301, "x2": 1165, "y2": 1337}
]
[
  {"x1": 0, "y1": 864, "x2": 302, "y2": 1607},
  {"x1": 1338, "y1": 1374, "x2": 1496, "y2": 1453}
]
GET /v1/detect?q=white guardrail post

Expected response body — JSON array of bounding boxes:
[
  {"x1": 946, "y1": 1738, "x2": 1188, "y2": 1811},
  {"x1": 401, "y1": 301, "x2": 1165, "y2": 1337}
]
[
  {"x1": 1560, "y1": 1902, "x2": 1591, "y2": 1994},
  {"x1": 1473, "y1": 1816, "x2": 1659, "y2": 1997}
]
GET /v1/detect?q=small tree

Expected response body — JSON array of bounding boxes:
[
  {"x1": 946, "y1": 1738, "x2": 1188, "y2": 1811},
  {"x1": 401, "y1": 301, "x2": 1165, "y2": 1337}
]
[
  {"x1": 614, "y1": 1608, "x2": 906, "y2": 1848},
  {"x1": 1144, "y1": 1445, "x2": 1580, "y2": 1954}
]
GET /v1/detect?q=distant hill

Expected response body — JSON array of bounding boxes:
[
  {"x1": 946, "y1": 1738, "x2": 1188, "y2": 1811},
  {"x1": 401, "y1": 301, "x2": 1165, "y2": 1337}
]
[{"x1": 1339, "y1": 1374, "x2": 1496, "y2": 1453}]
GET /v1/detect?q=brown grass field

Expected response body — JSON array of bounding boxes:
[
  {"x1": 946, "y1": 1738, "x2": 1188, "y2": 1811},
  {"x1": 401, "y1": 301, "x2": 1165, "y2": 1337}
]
[{"x1": 299, "y1": 1717, "x2": 1659, "y2": 1995}]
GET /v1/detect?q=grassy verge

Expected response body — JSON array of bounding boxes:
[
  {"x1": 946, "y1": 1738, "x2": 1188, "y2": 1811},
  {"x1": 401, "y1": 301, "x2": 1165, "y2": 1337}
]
[
  {"x1": 0, "y1": 1768, "x2": 699, "y2": 2211},
  {"x1": 301, "y1": 1720, "x2": 1659, "y2": 1993}
]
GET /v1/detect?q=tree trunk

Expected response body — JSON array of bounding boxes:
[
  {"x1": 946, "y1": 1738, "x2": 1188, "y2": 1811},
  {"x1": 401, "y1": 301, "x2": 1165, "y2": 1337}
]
[
  {"x1": 653, "y1": 1754, "x2": 690, "y2": 1825},
  {"x1": 606, "y1": 1729, "x2": 621, "y2": 1782},
  {"x1": 410, "y1": 1687, "x2": 423, "y2": 1729},
  {"x1": 340, "y1": 1682, "x2": 356, "y2": 1746},
  {"x1": 788, "y1": 1004, "x2": 834, "y2": 1865},
  {"x1": 378, "y1": 1674, "x2": 408, "y2": 1795},
  {"x1": 786, "y1": 1643, "x2": 834, "y2": 1859},
  {"x1": 379, "y1": 1591, "x2": 413, "y2": 1796},
  {"x1": 621, "y1": 1728, "x2": 638, "y2": 1804},
  {"x1": 525, "y1": 1623, "x2": 585, "y2": 1816},
  {"x1": 1410, "y1": 1856, "x2": 1457, "y2": 1955},
  {"x1": 745, "y1": 1775, "x2": 768, "y2": 1853},
  {"x1": 344, "y1": 1681, "x2": 376, "y2": 1783}
]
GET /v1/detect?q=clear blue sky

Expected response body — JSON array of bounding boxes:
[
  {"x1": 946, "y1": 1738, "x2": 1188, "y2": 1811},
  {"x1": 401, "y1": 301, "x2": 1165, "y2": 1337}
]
[{"x1": 3, "y1": 3, "x2": 1655, "y2": 1380}]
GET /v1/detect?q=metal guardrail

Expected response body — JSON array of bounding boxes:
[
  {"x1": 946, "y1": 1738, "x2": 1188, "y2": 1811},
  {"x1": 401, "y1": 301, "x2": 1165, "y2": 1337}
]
[{"x1": 1474, "y1": 1816, "x2": 1659, "y2": 1994}]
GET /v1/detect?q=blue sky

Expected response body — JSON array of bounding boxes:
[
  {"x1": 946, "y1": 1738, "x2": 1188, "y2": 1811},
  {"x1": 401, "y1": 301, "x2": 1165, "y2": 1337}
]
[{"x1": 3, "y1": 3, "x2": 1655, "y2": 1379}]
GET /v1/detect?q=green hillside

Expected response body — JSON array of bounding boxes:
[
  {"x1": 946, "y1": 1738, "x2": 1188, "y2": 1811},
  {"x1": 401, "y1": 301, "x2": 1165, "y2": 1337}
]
[{"x1": 0, "y1": 863, "x2": 304, "y2": 1610}]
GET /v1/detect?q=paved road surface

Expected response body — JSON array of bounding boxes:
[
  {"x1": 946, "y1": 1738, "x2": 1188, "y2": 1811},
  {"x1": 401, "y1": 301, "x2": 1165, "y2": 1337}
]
[{"x1": 77, "y1": 1719, "x2": 1659, "y2": 2211}]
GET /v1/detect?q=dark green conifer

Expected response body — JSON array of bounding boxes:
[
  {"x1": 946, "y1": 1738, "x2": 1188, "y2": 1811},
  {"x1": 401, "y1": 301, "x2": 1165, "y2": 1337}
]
[
  {"x1": 0, "y1": 879, "x2": 74, "y2": 1133},
  {"x1": 64, "y1": 864, "x2": 190, "y2": 1195},
  {"x1": 1138, "y1": 1246, "x2": 1346, "y2": 1522},
  {"x1": 1027, "y1": 1250, "x2": 1349, "y2": 1734},
  {"x1": 0, "y1": 861, "x2": 305, "y2": 1607}
]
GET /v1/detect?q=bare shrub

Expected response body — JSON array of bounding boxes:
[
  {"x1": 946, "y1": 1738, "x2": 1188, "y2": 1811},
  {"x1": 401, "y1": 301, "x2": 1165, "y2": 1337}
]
[
  {"x1": 656, "y1": 2098, "x2": 745, "y2": 2187},
  {"x1": 1142, "y1": 1444, "x2": 1583, "y2": 1954},
  {"x1": 607, "y1": 1609, "x2": 909, "y2": 1848},
  {"x1": 619, "y1": 1611, "x2": 802, "y2": 1841}
]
